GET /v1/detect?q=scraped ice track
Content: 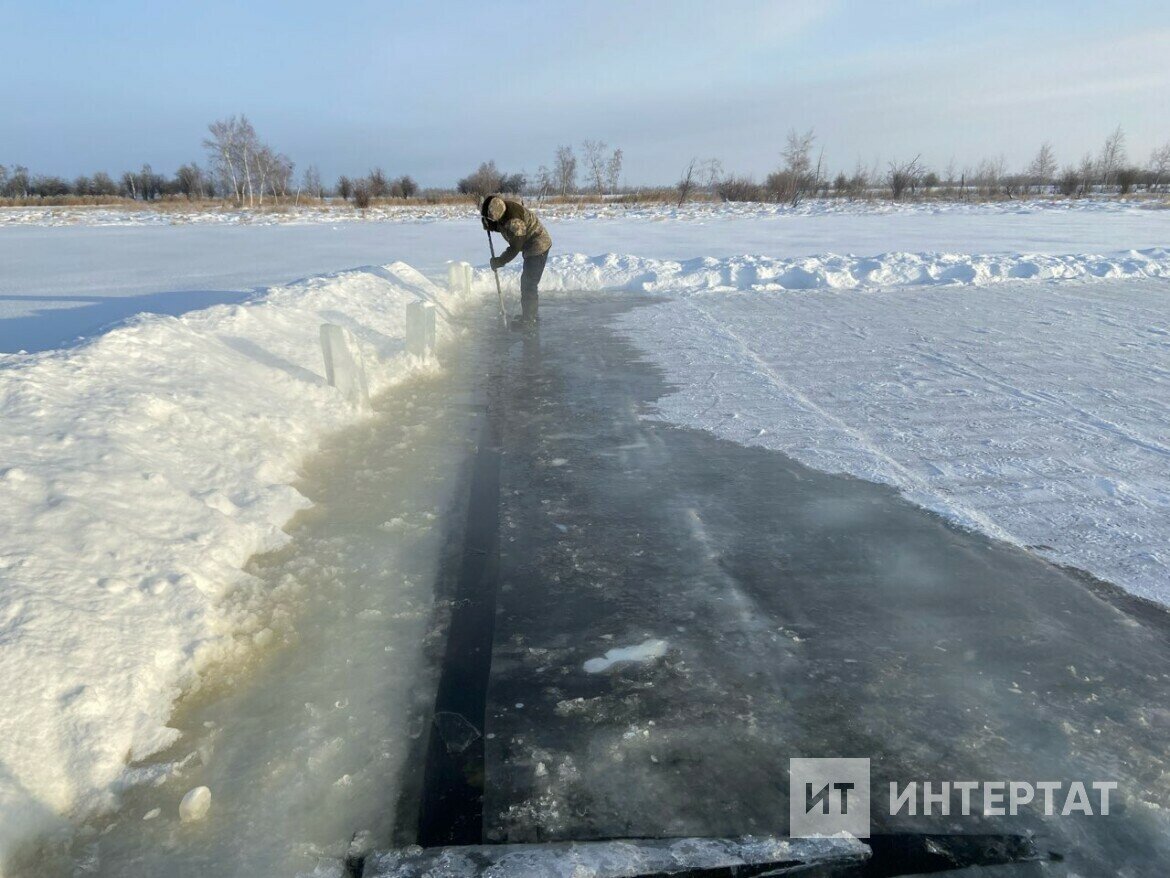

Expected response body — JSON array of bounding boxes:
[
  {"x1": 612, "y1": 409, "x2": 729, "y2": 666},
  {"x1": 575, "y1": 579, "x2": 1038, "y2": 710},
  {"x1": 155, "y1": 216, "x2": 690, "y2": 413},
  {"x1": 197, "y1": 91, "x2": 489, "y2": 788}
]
[{"x1": 465, "y1": 296, "x2": 1170, "y2": 874}]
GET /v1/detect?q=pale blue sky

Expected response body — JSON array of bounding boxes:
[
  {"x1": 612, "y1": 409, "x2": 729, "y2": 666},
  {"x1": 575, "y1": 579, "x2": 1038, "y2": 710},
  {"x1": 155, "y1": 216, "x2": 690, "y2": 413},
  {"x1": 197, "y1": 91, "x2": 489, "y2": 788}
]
[{"x1": 2, "y1": 0, "x2": 1167, "y2": 186}]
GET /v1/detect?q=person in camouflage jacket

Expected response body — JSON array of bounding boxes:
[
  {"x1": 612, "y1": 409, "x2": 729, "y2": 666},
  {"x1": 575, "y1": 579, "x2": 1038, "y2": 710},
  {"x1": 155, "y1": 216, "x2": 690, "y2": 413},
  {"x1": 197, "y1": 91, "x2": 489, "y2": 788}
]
[{"x1": 481, "y1": 194, "x2": 552, "y2": 327}]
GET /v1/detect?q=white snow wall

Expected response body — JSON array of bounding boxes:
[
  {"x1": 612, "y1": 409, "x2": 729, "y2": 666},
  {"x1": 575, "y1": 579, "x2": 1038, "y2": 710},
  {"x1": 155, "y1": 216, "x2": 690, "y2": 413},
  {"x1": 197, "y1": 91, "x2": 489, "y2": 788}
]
[{"x1": 0, "y1": 262, "x2": 466, "y2": 871}]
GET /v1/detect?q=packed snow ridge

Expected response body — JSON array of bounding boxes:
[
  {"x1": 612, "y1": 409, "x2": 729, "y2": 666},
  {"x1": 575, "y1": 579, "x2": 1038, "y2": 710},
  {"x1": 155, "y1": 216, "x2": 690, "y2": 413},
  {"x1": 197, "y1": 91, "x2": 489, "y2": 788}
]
[
  {"x1": 1, "y1": 196, "x2": 1165, "y2": 228},
  {"x1": 479, "y1": 248, "x2": 1170, "y2": 295},
  {"x1": 0, "y1": 263, "x2": 466, "y2": 866}
]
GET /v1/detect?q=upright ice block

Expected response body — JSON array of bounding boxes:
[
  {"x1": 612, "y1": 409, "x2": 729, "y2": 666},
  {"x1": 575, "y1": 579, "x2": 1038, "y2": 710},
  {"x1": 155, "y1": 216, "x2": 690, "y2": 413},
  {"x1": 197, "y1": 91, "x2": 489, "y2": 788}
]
[
  {"x1": 320, "y1": 323, "x2": 370, "y2": 407},
  {"x1": 406, "y1": 301, "x2": 437, "y2": 359}
]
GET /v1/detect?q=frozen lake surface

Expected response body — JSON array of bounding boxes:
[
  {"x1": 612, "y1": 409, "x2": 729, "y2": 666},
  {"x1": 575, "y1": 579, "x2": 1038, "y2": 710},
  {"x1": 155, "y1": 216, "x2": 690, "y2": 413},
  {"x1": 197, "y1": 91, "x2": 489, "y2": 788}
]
[
  {"x1": 15, "y1": 295, "x2": 1170, "y2": 876},
  {"x1": 4, "y1": 205, "x2": 1170, "y2": 352}
]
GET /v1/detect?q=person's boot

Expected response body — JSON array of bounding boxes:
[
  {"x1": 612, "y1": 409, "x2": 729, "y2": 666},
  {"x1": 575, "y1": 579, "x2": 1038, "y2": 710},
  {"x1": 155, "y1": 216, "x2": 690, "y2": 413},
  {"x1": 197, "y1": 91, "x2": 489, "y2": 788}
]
[
  {"x1": 510, "y1": 295, "x2": 539, "y2": 331},
  {"x1": 509, "y1": 313, "x2": 537, "y2": 331}
]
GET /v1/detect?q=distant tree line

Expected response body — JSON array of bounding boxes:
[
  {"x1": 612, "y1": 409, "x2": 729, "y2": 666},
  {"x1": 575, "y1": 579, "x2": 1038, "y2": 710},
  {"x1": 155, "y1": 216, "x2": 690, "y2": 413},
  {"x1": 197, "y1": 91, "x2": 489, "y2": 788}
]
[
  {"x1": 677, "y1": 125, "x2": 1170, "y2": 206},
  {"x1": 3, "y1": 121, "x2": 1168, "y2": 207}
]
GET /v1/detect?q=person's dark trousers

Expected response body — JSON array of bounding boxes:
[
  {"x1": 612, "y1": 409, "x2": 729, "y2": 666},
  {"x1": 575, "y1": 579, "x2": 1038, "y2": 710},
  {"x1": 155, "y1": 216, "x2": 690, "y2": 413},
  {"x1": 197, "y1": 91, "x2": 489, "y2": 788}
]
[{"x1": 520, "y1": 251, "x2": 548, "y2": 321}]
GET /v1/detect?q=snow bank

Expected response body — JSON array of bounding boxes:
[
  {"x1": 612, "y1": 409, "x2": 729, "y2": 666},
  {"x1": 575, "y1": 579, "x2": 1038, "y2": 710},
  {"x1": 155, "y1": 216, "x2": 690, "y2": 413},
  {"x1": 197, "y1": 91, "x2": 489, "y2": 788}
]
[
  {"x1": 2, "y1": 196, "x2": 1165, "y2": 228},
  {"x1": 478, "y1": 248, "x2": 1170, "y2": 295},
  {"x1": 0, "y1": 263, "x2": 465, "y2": 867}
]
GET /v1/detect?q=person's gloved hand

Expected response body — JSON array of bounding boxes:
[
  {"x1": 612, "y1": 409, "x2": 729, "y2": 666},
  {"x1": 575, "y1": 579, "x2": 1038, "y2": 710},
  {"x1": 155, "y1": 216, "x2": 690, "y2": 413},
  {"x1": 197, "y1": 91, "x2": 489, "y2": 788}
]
[
  {"x1": 489, "y1": 256, "x2": 506, "y2": 271},
  {"x1": 481, "y1": 216, "x2": 490, "y2": 231}
]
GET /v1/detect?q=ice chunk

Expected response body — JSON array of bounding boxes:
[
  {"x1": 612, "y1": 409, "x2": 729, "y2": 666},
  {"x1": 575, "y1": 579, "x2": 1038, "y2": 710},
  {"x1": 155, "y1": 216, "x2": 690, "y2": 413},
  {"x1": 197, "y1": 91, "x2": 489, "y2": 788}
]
[
  {"x1": 405, "y1": 301, "x2": 437, "y2": 359},
  {"x1": 447, "y1": 260, "x2": 473, "y2": 295},
  {"x1": 179, "y1": 786, "x2": 212, "y2": 822},
  {"x1": 319, "y1": 324, "x2": 370, "y2": 407},
  {"x1": 434, "y1": 711, "x2": 481, "y2": 754},
  {"x1": 583, "y1": 639, "x2": 668, "y2": 674}
]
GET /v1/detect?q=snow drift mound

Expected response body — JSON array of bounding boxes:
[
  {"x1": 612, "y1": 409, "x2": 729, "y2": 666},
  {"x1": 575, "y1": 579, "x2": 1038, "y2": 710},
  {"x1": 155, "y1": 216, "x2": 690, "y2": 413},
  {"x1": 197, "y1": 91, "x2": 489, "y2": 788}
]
[
  {"x1": 477, "y1": 248, "x2": 1170, "y2": 295},
  {"x1": 0, "y1": 263, "x2": 465, "y2": 868}
]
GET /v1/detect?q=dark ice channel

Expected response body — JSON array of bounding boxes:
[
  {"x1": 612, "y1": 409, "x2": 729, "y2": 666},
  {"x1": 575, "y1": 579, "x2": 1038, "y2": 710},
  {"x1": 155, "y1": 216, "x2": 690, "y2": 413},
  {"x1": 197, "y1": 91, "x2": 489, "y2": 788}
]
[{"x1": 409, "y1": 295, "x2": 1170, "y2": 876}]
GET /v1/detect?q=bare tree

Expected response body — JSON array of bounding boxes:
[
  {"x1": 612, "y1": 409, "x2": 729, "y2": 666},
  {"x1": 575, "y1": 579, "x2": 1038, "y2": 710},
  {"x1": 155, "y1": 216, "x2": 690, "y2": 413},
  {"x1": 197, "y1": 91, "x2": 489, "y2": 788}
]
[
  {"x1": 176, "y1": 163, "x2": 206, "y2": 199},
  {"x1": 499, "y1": 172, "x2": 526, "y2": 194},
  {"x1": 91, "y1": 172, "x2": 118, "y2": 197},
  {"x1": 301, "y1": 165, "x2": 322, "y2": 201},
  {"x1": 767, "y1": 128, "x2": 820, "y2": 205},
  {"x1": 367, "y1": 167, "x2": 388, "y2": 198},
  {"x1": 1097, "y1": 125, "x2": 1127, "y2": 188},
  {"x1": 716, "y1": 176, "x2": 763, "y2": 202},
  {"x1": 204, "y1": 115, "x2": 263, "y2": 206},
  {"x1": 534, "y1": 165, "x2": 554, "y2": 199},
  {"x1": 396, "y1": 175, "x2": 418, "y2": 198},
  {"x1": 336, "y1": 175, "x2": 353, "y2": 201},
  {"x1": 887, "y1": 156, "x2": 923, "y2": 200},
  {"x1": 457, "y1": 161, "x2": 504, "y2": 197},
  {"x1": 677, "y1": 158, "x2": 698, "y2": 206},
  {"x1": 783, "y1": 128, "x2": 816, "y2": 179},
  {"x1": 204, "y1": 117, "x2": 242, "y2": 203},
  {"x1": 4, "y1": 165, "x2": 29, "y2": 198},
  {"x1": 120, "y1": 170, "x2": 137, "y2": 200},
  {"x1": 582, "y1": 140, "x2": 608, "y2": 195},
  {"x1": 1148, "y1": 142, "x2": 1170, "y2": 192},
  {"x1": 1077, "y1": 152, "x2": 1096, "y2": 196},
  {"x1": 352, "y1": 180, "x2": 372, "y2": 209},
  {"x1": 605, "y1": 148, "x2": 623, "y2": 194},
  {"x1": 1027, "y1": 142, "x2": 1057, "y2": 194},
  {"x1": 1116, "y1": 166, "x2": 1141, "y2": 195},
  {"x1": 554, "y1": 145, "x2": 577, "y2": 196},
  {"x1": 251, "y1": 146, "x2": 292, "y2": 205},
  {"x1": 700, "y1": 158, "x2": 724, "y2": 196}
]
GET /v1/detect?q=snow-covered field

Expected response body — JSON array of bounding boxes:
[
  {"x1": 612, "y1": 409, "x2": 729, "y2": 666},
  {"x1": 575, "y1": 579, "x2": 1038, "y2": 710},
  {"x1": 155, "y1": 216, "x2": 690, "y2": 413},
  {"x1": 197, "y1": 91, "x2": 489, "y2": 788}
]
[{"x1": 1, "y1": 200, "x2": 1169, "y2": 870}]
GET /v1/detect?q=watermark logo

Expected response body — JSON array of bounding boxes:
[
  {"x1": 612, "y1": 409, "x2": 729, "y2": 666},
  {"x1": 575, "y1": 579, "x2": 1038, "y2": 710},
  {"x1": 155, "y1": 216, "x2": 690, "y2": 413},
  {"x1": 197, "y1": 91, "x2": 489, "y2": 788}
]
[
  {"x1": 789, "y1": 757, "x2": 871, "y2": 838},
  {"x1": 788, "y1": 757, "x2": 1118, "y2": 839}
]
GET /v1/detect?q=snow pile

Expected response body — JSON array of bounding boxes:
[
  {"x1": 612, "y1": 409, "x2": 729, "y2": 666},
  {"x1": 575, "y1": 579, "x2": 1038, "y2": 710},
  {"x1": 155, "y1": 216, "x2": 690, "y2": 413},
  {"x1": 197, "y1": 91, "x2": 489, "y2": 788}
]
[
  {"x1": 2, "y1": 196, "x2": 1165, "y2": 228},
  {"x1": 0, "y1": 263, "x2": 464, "y2": 866},
  {"x1": 479, "y1": 249, "x2": 1170, "y2": 295}
]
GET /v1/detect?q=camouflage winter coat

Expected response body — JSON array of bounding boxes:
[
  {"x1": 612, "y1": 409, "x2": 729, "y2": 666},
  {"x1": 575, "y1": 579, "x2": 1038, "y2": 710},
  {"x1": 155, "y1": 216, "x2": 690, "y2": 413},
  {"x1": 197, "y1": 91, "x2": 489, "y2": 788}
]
[{"x1": 482, "y1": 198, "x2": 552, "y2": 263}]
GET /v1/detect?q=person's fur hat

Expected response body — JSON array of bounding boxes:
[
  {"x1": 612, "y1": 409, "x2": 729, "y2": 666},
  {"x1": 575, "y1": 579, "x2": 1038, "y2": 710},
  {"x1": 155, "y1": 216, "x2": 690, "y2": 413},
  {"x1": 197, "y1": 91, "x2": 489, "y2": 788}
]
[{"x1": 484, "y1": 195, "x2": 506, "y2": 222}]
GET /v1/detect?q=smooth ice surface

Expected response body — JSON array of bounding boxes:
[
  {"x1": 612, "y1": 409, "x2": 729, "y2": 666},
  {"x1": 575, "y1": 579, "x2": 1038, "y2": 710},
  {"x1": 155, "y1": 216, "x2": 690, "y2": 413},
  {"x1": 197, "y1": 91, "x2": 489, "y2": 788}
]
[
  {"x1": 5, "y1": 200, "x2": 1170, "y2": 352},
  {"x1": 483, "y1": 296, "x2": 1170, "y2": 875}
]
